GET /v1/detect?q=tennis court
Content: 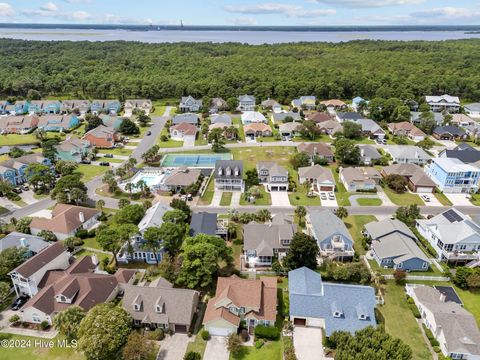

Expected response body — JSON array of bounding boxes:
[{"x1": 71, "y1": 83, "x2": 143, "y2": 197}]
[{"x1": 161, "y1": 153, "x2": 232, "y2": 168}]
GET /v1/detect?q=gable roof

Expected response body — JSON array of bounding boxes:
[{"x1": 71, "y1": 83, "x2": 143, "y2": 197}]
[
  {"x1": 0, "y1": 232, "x2": 49, "y2": 253},
  {"x1": 337, "y1": 112, "x2": 363, "y2": 121},
  {"x1": 244, "y1": 123, "x2": 271, "y2": 133},
  {"x1": 138, "y1": 202, "x2": 172, "y2": 233},
  {"x1": 273, "y1": 112, "x2": 301, "y2": 122},
  {"x1": 82, "y1": 124, "x2": 116, "y2": 139},
  {"x1": 308, "y1": 210, "x2": 353, "y2": 244},
  {"x1": 279, "y1": 122, "x2": 302, "y2": 133},
  {"x1": 340, "y1": 167, "x2": 377, "y2": 186},
  {"x1": 172, "y1": 113, "x2": 200, "y2": 125},
  {"x1": 11, "y1": 242, "x2": 67, "y2": 278},
  {"x1": 385, "y1": 145, "x2": 431, "y2": 160},
  {"x1": 382, "y1": 163, "x2": 436, "y2": 188},
  {"x1": 170, "y1": 122, "x2": 197, "y2": 136},
  {"x1": 210, "y1": 114, "x2": 232, "y2": 125},
  {"x1": 298, "y1": 165, "x2": 334, "y2": 183},
  {"x1": 256, "y1": 161, "x2": 288, "y2": 178},
  {"x1": 214, "y1": 160, "x2": 243, "y2": 179},
  {"x1": 243, "y1": 222, "x2": 297, "y2": 256},
  {"x1": 189, "y1": 212, "x2": 218, "y2": 236},
  {"x1": 434, "y1": 125, "x2": 466, "y2": 137},
  {"x1": 426, "y1": 95, "x2": 460, "y2": 104},
  {"x1": 358, "y1": 144, "x2": 381, "y2": 159},
  {"x1": 297, "y1": 142, "x2": 333, "y2": 157},
  {"x1": 441, "y1": 148, "x2": 480, "y2": 164},
  {"x1": 365, "y1": 218, "x2": 416, "y2": 240}
]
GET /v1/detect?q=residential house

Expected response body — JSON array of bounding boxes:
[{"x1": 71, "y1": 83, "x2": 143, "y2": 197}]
[
  {"x1": 169, "y1": 123, "x2": 197, "y2": 142},
  {"x1": 20, "y1": 256, "x2": 135, "y2": 325},
  {"x1": 451, "y1": 114, "x2": 476, "y2": 127},
  {"x1": 55, "y1": 137, "x2": 91, "y2": 162},
  {"x1": 172, "y1": 113, "x2": 200, "y2": 126},
  {"x1": 307, "y1": 210, "x2": 354, "y2": 259},
  {"x1": 439, "y1": 145, "x2": 480, "y2": 164},
  {"x1": 317, "y1": 120, "x2": 343, "y2": 136},
  {"x1": 14, "y1": 101, "x2": 30, "y2": 115},
  {"x1": 319, "y1": 99, "x2": 346, "y2": 110},
  {"x1": 340, "y1": 167, "x2": 380, "y2": 192},
  {"x1": 289, "y1": 267, "x2": 376, "y2": 335},
  {"x1": 0, "y1": 232, "x2": 49, "y2": 258},
  {"x1": 208, "y1": 123, "x2": 236, "y2": 140},
  {"x1": 387, "y1": 122, "x2": 426, "y2": 142},
  {"x1": 256, "y1": 161, "x2": 289, "y2": 191},
  {"x1": 210, "y1": 98, "x2": 228, "y2": 113},
  {"x1": 464, "y1": 124, "x2": 480, "y2": 140},
  {"x1": 416, "y1": 208, "x2": 480, "y2": 263},
  {"x1": 203, "y1": 275, "x2": 277, "y2": 336},
  {"x1": 161, "y1": 168, "x2": 201, "y2": 193},
  {"x1": 356, "y1": 119, "x2": 386, "y2": 140},
  {"x1": 365, "y1": 219, "x2": 429, "y2": 271},
  {"x1": 426, "y1": 95, "x2": 460, "y2": 113},
  {"x1": 298, "y1": 165, "x2": 335, "y2": 191},
  {"x1": 210, "y1": 113, "x2": 232, "y2": 126},
  {"x1": 433, "y1": 125, "x2": 468, "y2": 141},
  {"x1": 381, "y1": 163, "x2": 436, "y2": 193},
  {"x1": 261, "y1": 98, "x2": 281, "y2": 111},
  {"x1": 384, "y1": 145, "x2": 431, "y2": 165},
  {"x1": 0, "y1": 154, "x2": 52, "y2": 187},
  {"x1": 100, "y1": 114, "x2": 124, "y2": 131},
  {"x1": 271, "y1": 111, "x2": 301, "y2": 123},
  {"x1": 241, "y1": 111, "x2": 267, "y2": 125},
  {"x1": 9, "y1": 242, "x2": 70, "y2": 297},
  {"x1": 336, "y1": 112, "x2": 363, "y2": 123},
  {"x1": 82, "y1": 125, "x2": 119, "y2": 148},
  {"x1": 410, "y1": 111, "x2": 444, "y2": 126},
  {"x1": 38, "y1": 114, "x2": 80, "y2": 132},
  {"x1": 238, "y1": 95, "x2": 256, "y2": 111},
  {"x1": 0, "y1": 115, "x2": 39, "y2": 134},
  {"x1": 307, "y1": 112, "x2": 333, "y2": 124},
  {"x1": 122, "y1": 279, "x2": 199, "y2": 332},
  {"x1": 60, "y1": 100, "x2": 91, "y2": 116},
  {"x1": 358, "y1": 145, "x2": 381, "y2": 165},
  {"x1": 29, "y1": 100, "x2": 61, "y2": 115},
  {"x1": 406, "y1": 284, "x2": 480, "y2": 359},
  {"x1": 292, "y1": 96, "x2": 316, "y2": 110},
  {"x1": 179, "y1": 96, "x2": 202, "y2": 113},
  {"x1": 425, "y1": 158, "x2": 480, "y2": 193},
  {"x1": 244, "y1": 123, "x2": 272, "y2": 139},
  {"x1": 124, "y1": 99, "x2": 153, "y2": 116},
  {"x1": 189, "y1": 212, "x2": 224, "y2": 237},
  {"x1": 297, "y1": 143, "x2": 334, "y2": 163},
  {"x1": 243, "y1": 218, "x2": 297, "y2": 267},
  {"x1": 117, "y1": 203, "x2": 173, "y2": 265},
  {"x1": 214, "y1": 160, "x2": 244, "y2": 192},
  {"x1": 30, "y1": 204, "x2": 100, "y2": 241},
  {"x1": 91, "y1": 100, "x2": 121, "y2": 115},
  {"x1": 0, "y1": 100, "x2": 10, "y2": 114},
  {"x1": 279, "y1": 122, "x2": 302, "y2": 140},
  {"x1": 464, "y1": 103, "x2": 480, "y2": 119},
  {"x1": 352, "y1": 97, "x2": 369, "y2": 111}
]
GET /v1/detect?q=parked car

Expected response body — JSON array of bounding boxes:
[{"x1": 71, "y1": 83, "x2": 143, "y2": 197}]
[
  {"x1": 321, "y1": 193, "x2": 327, "y2": 200},
  {"x1": 81, "y1": 159, "x2": 91, "y2": 164},
  {"x1": 187, "y1": 194, "x2": 193, "y2": 201},
  {"x1": 328, "y1": 192, "x2": 335, "y2": 200},
  {"x1": 421, "y1": 194, "x2": 430, "y2": 202},
  {"x1": 146, "y1": 131, "x2": 152, "y2": 136},
  {"x1": 11, "y1": 296, "x2": 29, "y2": 311},
  {"x1": 104, "y1": 154, "x2": 114, "y2": 158},
  {"x1": 12, "y1": 188, "x2": 22, "y2": 194},
  {"x1": 21, "y1": 185, "x2": 30, "y2": 191},
  {"x1": 99, "y1": 162, "x2": 110, "y2": 166}
]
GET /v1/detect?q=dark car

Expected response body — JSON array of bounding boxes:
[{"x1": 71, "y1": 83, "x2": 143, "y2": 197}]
[
  {"x1": 104, "y1": 154, "x2": 114, "y2": 158},
  {"x1": 12, "y1": 188, "x2": 22, "y2": 194},
  {"x1": 11, "y1": 296, "x2": 29, "y2": 311},
  {"x1": 146, "y1": 131, "x2": 152, "y2": 136},
  {"x1": 99, "y1": 162, "x2": 110, "y2": 166},
  {"x1": 81, "y1": 160, "x2": 92, "y2": 164}
]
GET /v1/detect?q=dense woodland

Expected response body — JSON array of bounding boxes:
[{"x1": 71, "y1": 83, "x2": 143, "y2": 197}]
[{"x1": 2, "y1": 39, "x2": 480, "y2": 101}]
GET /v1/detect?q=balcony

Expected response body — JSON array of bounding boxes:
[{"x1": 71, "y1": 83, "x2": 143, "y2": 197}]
[{"x1": 443, "y1": 251, "x2": 480, "y2": 261}]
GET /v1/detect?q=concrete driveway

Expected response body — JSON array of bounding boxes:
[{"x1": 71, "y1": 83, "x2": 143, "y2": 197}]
[
  {"x1": 203, "y1": 336, "x2": 230, "y2": 360},
  {"x1": 270, "y1": 191, "x2": 291, "y2": 207},
  {"x1": 211, "y1": 191, "x2": 223, "y2": 207},
  {"x1": 156, "y1": 334, "x2": 193, "y2": 360},
  {"x1": 375, "y1": 186, "x2": 395, "y2": 206},
  {"x1": 293, "y1": 327, "x2": 324, "y2": 360},
  {"x1": 418, "y1": 193, "x2": 442, "y2": 207},
  {"x1": 445, "y1": 193, "x2": 473, "y2": 206},
  {"x1": 183, "y1": 137, "x2": 195, "y2": 147},
  {"x1": 319, "y1": 192, "x2": 338, "y2": 207}
]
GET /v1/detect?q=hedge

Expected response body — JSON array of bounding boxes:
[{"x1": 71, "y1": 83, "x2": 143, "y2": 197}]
[
  {"x1": 409, "y1": 304, "x2": 421, "y2": 319},
  {"x1": 423, "y1": 324, "x2": 440, "y2": 347},
  {"x1": 254, "y1": 325, "x2": 280, "y2": 340}
]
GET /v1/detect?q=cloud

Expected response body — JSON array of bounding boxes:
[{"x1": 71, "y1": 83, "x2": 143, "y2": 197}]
[
  {"x1": 410, "y1": 7, "x2": 480, "y2": 19},
  {"x1": 224, "y1": 3, "x2": 335, "y2": 17},
  {"x1": 101, "y1": 13, "x2": 152, "y2": 25},
  {"x1": 62, "y1": 0, "x2": 93, "y2": 3},
  {"x1": 0, "y1": 2, "x2": 14, "y2": 17},
  {"x1": 21, "y1": 3, "x2": 91, "y2": 21},
  {"x1": 231, "y1": 17, "x2": 258, "y2": 25},
  {"x1": 311, "y1": 0, "x2": 424, "y2": 8},
  {"x1": 40, "y1": 2, "x2": 58, "y2": 12}
]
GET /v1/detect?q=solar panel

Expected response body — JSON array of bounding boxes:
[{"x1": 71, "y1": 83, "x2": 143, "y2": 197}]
[{"x1": 442, "y1": 209, "x2": 463, "y2": 223}]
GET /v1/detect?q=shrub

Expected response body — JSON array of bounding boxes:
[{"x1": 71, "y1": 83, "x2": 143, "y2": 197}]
[
  {"x1": 75, "y1": 229, "x2": 89, "y2": 239},
  {"x1": 148, "y1": 328, "x2": 165, "y2": 341},
  {"x1": 40, "y1": 321, "x2": 50, "y2": 330},
  {"x1": 409, "y1": 304, "x2": 421, "y2": 319},
  {"x1": 254, "y1": 325, "x2": 280, "y2": 340},
  {"x1": 201, "y1": 330, "x2": 210, "y2": 341},
  {"x1": 233, "y1": 239, "x2": 243, "y2": 246},
  {"x1": 87, "y1": 229, "x2": 97, "y2": 238},
  {"x1": 73, "y1": 237, "x2": 84, "y2": 246},
  {"x1": 9, "y1": 315, "x2": 20, "y2": 323},
  {"x1": 407, "y1": 297, "x2": 415, "y2": 304},
  {"x1": 255, "y1": 339, "x2": 264, "y2": 349},
  {"x1": 433, "y1": 346, "x2": 441, "y2": 353},
  {"x1": 184, "y1": 352, "x2": 201, "y2": 360}
]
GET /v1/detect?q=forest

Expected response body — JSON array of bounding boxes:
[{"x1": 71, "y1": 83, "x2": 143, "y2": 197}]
[{"x1": 1, "y1": 38, "x2": 480, "y2": 102}]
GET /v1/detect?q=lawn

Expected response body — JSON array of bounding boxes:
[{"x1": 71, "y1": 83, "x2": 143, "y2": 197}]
[
  {"x1": 232, "y1": 117, "x2": 245, "y2": 142},
  {"x1": 75, "y1": 164, "x2": 108, "y2": 182},
  {"x1": 185, "y1": 332, "x2": 208, "y2": 358},
  {"x1": 433, "y1": 191, "x2": 452, "y2": 206},
  {"x1": 470, "y1": 194, "x2": 480, "y2": 206},
  {"x1": 230, "y1": 339, "x2": 282, "y2": 360},
  {"x1": 383, "y1": 187, "x2": 424, "y2": 206},
  {"x1": 230, "y1": 147, "x2": 296, "y2": 172},
  {"x1": 158, "y1": 127, "x2": 183, "y2": 148},
  {"x1": 356, "y1": 198, "x2": 382, "y2": 206},
  {"x1": 97, "y1": 148, "x2": 133, "y2": 156},
  {"x1": 0, "y1": 134, "x2": 40, "y2": 146},
  {"x1": 344, "y1": 215, "x2": 376, "y2": 256},
  {"x1": 0, "y1": 205, "x2": 10, "y2": 216},
  {"x1": 330, "y1": 167, "x2": 351, "y2": 206},
  {"x1": 455, "y1": 287, "x2": 480, "y2": 324},
  {"x1": 239, "y1": 186, "x2": 272, "y2": 206},
  {"x1": 288, "y1": 191, "x2": 321, "y2": 206},
  {"x1": 0, "y1": 334, "x2": 85, "y2": 360},
  {"x1": 220, "y1": 192, "x2": 232, "y2": 206},
  {"x1": 82, "y1": 237, "x2": 101, "y2": 250},
  {"x1": 198, "y1": 175, "x2": 215, "y2": 205},
  {"x1": 378, "y1": 281, "x2": 431, "y2": 360}
]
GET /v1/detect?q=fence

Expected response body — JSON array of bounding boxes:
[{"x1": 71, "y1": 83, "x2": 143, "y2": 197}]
[{"x1": 382, "y1": 275, "x2": 450, "y2": 282}]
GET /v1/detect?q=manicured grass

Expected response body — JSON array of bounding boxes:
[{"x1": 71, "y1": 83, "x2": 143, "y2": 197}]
[
  {"x1": 220, "y1": 192, "x2": 232, "y2": 206},
  {"x1": 198, "y1": 175, "x2": 215, "y2": 205},
  {"x1": 230, "y1": 339, "x2": 282, "y2": 360},
  {"x1": 433, "y1": 191, "x2": 453, "y2": 206},
  {"x1": 383, "y1": 187, "x2": 424, "y2": 206},
  {"x1": 239, "y1": 186, "x2": 272, "y2": 206},
  {"x1": 75, "y1": 249, "x2": 111, "y2": 264},
  {"x1": 378, "y1": 282, "x2": 431, "y2": 360},
  {"x1": 82, "y1": 237, "x2": 101, "y2": 250},
  {"x1": 230, "y1": 147, "x2": 296, "y2": 171},
  {"x1": 97, "y1": 148, "x2": 133, "y2": 156},
  {"x1": 288, "y1": 191, "x2": 321, "y2": 206},
  {"x1": 0, "y1": 334, "x2": 85, "y2": 360},
  {"x1": 356, "y1": 198, "x2": 382, "y2": 206},
  {"x1": 12, "y1": 198, "x2": 27, "y2": 207},
  {"x1": 330, "y1": 167, "x2": 352, "y2": 206},
  {"x1": 0, "y1": 205, "x2": 10, "y2": 216},
  {"x1": 158, "y1": 127, "x2": 183, "y2": 148},
  {"x1": 185, "y1": 332, "x2": 208, "y2": 357},
  {"x1": 455, "y1": 287, "x2": 480, "y2": 324},
  {"x1": 344, "y1": 215, "x2": 376, "y2": 256},
  {"x1": 470, "y1": 194, "x2": 480, "y2": 206},
  {"x1": 232, "y1": 117, "x2": 245, "y2": 142},
  {"x1": 0, "y1": 134, "x2": 40, "y2": 146},
  {"x1": 74, "y1": 164, "x2": 108, "y2": 182}
]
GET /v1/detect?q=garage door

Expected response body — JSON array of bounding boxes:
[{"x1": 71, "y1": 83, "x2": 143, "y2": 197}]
[
  {"x1": 175, "y1": 324, "x2": 188, "y2": 333},
  {"x1": 207, "y1": 327, "x2": 235, "y2": 336},
  {"x1": 293, "y1": 318, "x2": 306, "y2": 326},
  {"x1": 319, "y1": 186, "x2": 333, "y2": 191},
  {"x1": 306, "y1": 318, "x2": 323, "y2": 328},
  {"x1": 416, "y1": 187, "x2": 434, "y2": 193}
]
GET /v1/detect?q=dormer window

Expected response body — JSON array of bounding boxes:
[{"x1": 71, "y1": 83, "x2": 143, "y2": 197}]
[
  {"x1": 234, "y1": 168, "x2": 240, "y2": 176},
  {"x1": 226, "y1": 167, "x2": 232, "y2": 176},
  {"x1": 229, "y1": 306, "x2": 238, "y2": 315},
  {"x1": 133, "y1": 303, "x2": 141, "y2": 311},
  {"x1": 218, "y1": 168, "x2": 223, "y2": 176},
  {"x1": 155, "y1": 305, "x2": 163, "y2": 313},
  {"x1": 358, "y1": 314, "x2": 368, "y2": 320},
  {"x1": 333, "y1": 311, "x2": 342, "y2": 318}
]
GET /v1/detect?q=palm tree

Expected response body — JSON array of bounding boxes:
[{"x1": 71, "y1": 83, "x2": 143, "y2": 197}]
[
  {"x1": 34, "y1": 128, "x2": 47, "y2": 141},
  {"x1": 226, "y1": 222, "x2": 237, "y2": 242},
  {"x1": 256, "y1": 209, "x2": 272, "y2": 222},
  {"x1": 124, "y1": 182, "x2": 134, "y2": 194},
  {"x1": 295, "y1": 205, "x2": 307, "y2": 226},
  {"x1": 334, "y1": 206, "x2": 349, "y2": 220},
  {"x1": 96, "y1": 199, "x2": 105, "y2": 211}
]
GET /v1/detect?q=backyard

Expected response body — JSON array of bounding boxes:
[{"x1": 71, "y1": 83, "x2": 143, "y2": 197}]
[{"x1": 344, "y1": 215, "x2": 376, "y2": 256}]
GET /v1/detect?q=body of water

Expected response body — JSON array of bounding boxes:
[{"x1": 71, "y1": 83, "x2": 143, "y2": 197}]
[{"x1": 1, "y1": 27, "x2": 480, "y2": 44}]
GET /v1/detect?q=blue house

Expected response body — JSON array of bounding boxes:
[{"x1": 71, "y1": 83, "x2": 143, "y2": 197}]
[
  {"x1": 0, "y1": 101, "x2": 10, "y2": 114},
  {"x1": 426, "y1": 157, "x2": 480, "y2": 193},
  {"x1": 289, "y1": 267, "x2": 377, "y2": 335},
  {"x1": 0, "y1": 154, "x2": 52, "y2": 186},
  {"x1": 91, "y1": 100, "x2": 104, "y2": 114},
  {"x1": 117, "y1": 203, "x2": 173, "y2": 265},
  {"x1": 41, "y1": 100, "x2": 62, "y2": 114},
  {"x1": 307, "y1": 209, "x2": 355, "y2": 260},
  {"x1": 14, "y1": 101, "x2": 30, "y2": 115},
  {"x1": 28, "y1": 101, "x2": 44, "y2": 114},
  {"x1": 352, "y1": 97, "x2": 369, "y2": 111},
  {"x1": 100, "y1": 115, "x2": 124, "y2": 131},
  {"x1": 38, "y1": 115, "x2": 80, "y2": 132},
  {"x1": 55, "y1": 138, "x2": 91, "y2": 163}
]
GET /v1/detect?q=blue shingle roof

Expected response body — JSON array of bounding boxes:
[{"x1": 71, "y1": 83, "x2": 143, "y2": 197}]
[{"x1": 289, "y1": 267, "x2": 377, "y2": 336}]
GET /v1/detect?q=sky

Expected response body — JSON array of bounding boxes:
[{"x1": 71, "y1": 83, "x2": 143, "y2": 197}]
[{"x1": 0, "y1": 0, "x2": 479, "y2": 26}]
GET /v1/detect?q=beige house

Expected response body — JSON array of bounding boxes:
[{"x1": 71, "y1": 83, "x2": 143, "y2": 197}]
[
  {"x1": 169, "y1": 122, "x2": 197, "y2": 142},
  {"x1": 298, "y1": 165, "x2": 335, "y2": 192}
]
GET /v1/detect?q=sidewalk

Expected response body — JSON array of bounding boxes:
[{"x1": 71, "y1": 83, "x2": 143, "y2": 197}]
[
  {"x1": 231, "y1": 192, "x2": 241, "y2": 206},
  {"x1": 375, "y1": 186, "x2": 395, "y2": 206}
]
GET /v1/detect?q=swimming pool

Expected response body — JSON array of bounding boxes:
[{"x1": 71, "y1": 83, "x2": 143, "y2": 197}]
[
  {"x1": 161, "y1": 153, "x2": 232, "y2": 168},
  {"x1": 119, "y1": 169, "x2": 167, "y2": 193}
]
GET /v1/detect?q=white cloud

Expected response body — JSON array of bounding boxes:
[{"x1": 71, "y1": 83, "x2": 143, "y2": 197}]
[
  {"x1": 67, "y1": 10, "x2": 90, "y2": 21},
  {"x1": 0, "y1": 2, "x2": 14, "y2": 17},
  {"x1": 40, "y1": 2, "x2": 59, "y2": 12},
  {"x1": 410, "y1": 7, "x2": 480, "y2": 19},
  {"x1": 21, "y1": 3, "x2": 91, "y2": 22},
  {"x1": 62, "y1": 0, "x2": 93, "y2": 3},
  {"x1": 224, "y1": 3, "x2": 335, "y2": 17},
  {"x1": 101, "y1": 13, "x2": 152, "y2": 25},
  {"x1": 311, "y1": 0, "x2": 424, "y2": 8},
  {"x1": 231, "y1": 17, "x2": 258, "y2": 25}
]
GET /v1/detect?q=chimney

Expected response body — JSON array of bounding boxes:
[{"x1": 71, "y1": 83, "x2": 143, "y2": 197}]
[
  {"x1": 91, "y1": 254, "x2": 98, "y2": 267},
  {"x1": 79, "y1": 211, "x2": 85, "y2": 223},
  {"x1": 19, "y1": 237, "x2": 27, "y2": 248},
  {"x1": 439, "y1": 293, "x2": 446, "y2": 303},
  {"x1": 360, "y1": 148, "x2": 365, "y2": 157}
]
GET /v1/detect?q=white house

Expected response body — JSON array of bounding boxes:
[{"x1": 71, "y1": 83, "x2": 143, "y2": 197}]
[
  {"x1": 425, "y1": 95, "x2": 460, "y2": 113},
  {"x1": 241, "y1": 111, "x2": 266, "y2": 125}
]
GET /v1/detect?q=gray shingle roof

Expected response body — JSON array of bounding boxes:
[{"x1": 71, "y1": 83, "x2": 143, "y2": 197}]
[
  {"x1": 289, "y1": 267, "x2": 376, "y2": 336},
  {"x1": 358, "y1": 144, "x2": 381, "y2": 160},
  {"x1": 243, "y1": 222, "x2": 296, "y2": 256},
  {"x1": 337, "y1": 112, "x2": 363, "y2": 121},
  {"x1": 214, "y1": 160, "x2": 243, "y2": 180},
  {"x1": 308, "y1": 210, "x2": 353, "y2": 245},
  {"x1": 434, "y1": 125, "x2": 466, "y2": 137},
  {"x1": 371, "y1": 232, "x2": 428, "y2": 264},
  {"x1": 189, "y1": 212, "x2": 218, "y2": 236},
  {"x1": 172, "y1": 113, "x2": 200, "y2": 125},
  {"x1": 0, "y1": 232, "x2": 49, "y2": 253},
  {"x1": 210, "y1": 114, "x2": 232, "y2": 125},
  {"x1": 365, "y1": 218, "x2": 416, "y2": 241},
  {"x1": 138, "y1": 203, "x2": 172, "y2": 233},
  {"x1": 273, "y1": 112, "x2": 301, "y2": 122}
]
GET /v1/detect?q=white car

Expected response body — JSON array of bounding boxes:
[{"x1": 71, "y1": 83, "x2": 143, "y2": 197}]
[
  {"x1": 321, "y1": 193, "x2": 327, "y2": 200},
  {"x1": 421, "y1": 195, "x2": 430, "y2": 202}
]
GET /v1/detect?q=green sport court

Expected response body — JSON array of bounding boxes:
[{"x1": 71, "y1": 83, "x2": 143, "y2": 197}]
[{"x1": 160, "y1": 153, "x2": 233, "y2": 168}]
